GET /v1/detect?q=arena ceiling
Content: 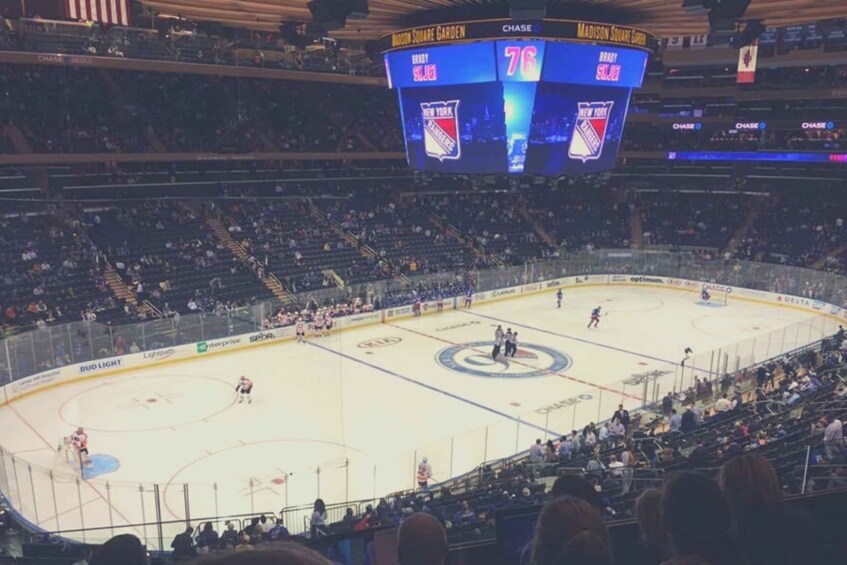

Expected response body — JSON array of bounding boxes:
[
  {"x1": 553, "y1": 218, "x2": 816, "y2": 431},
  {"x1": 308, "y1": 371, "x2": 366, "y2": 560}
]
[{"x1": 139, "y1": 0, "x2": 847, "y2": 43}]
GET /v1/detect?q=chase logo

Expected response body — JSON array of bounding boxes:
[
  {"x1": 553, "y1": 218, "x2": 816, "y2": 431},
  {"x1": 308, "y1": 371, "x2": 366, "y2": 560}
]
[
  {"x1": 569, "y1": 101, "x2": 613, "y2": 162},
  {"x1": 436, "y1": 341, "x2": 572, "y2": 379},
  {"x1": 422, "y1": 100, "x2": 461, "y2": 161}
]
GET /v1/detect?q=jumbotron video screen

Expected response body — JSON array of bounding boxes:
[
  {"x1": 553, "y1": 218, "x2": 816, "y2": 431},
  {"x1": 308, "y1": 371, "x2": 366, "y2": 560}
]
[{"x1": 382, "y1": 21, "x2": 651, "y2": 175}]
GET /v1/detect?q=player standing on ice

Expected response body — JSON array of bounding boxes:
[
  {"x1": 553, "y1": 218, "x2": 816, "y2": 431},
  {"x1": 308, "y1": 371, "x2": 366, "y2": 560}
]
[
  {"x1": 464, "y1": 288, "x2": 473, "y2": 309},
  {"x1": 504, "y1": 328, "x2": 515, "y2": 357},
  {"x1": 588, "y1": 306, "x2": 602, "y2": 329},
  {"x1": 700, "y1": 287, "x2": 711, "y2": 303},
  {"x1": 236, "y1": 376, "x2": 253, "y2": 403},
  {"x1": 416, "y1": 456, "x2": 432, "y2": 490},
  {"x1": 296, "y1": 318, "x2": 306, "y2": 343},
  {"x1": 506, "y1": 330, "x2": 518, "y2": 357},
  {"x1": 492, "y1": 325, "x2": 504, "y2": 359},
  {"x1": 71, "y1": 427, "x2": 93, "y2": 468},
  {"x1": 556, "y1": 289, "x2": 563, "y2": 309},
  {"x1": 412, "y1": 292, "x2": 422, "y2": 316},
  {"x1": 324, "y1": 313, "x2": 333, "y2": 336}
]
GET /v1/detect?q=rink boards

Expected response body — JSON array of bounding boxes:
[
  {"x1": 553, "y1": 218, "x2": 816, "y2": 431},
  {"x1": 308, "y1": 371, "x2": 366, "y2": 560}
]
[{"x1": 3, "y1": 273, "x2": 845, "y2": 406}]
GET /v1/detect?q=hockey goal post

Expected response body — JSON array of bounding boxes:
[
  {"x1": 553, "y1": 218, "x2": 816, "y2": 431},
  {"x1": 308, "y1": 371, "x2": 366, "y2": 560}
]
[
  {"x1": 54, "y1": 436, "x2": 84, "y2": 478},
  {"x1": 697, "y1": 284, "x2": 731, "y2": 306}
]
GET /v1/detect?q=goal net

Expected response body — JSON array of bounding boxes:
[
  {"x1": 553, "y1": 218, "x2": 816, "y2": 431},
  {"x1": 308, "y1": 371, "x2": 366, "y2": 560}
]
[
  {"x1": 695, "y1": 285, "x2": 730, "y2": 307},
  {"x1": 53, "y1": 436, "x2": 84, "y2": 479}
]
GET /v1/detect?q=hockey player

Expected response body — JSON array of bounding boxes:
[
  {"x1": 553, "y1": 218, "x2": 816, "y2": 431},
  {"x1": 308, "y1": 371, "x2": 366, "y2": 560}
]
[
  {"x1": 71, "y1": 427, "x2": 92, "y2": 468},
  {"x1": 492, "y1": 330, "x2": 504, "y2": 360},
  {"x1": 556, "y1": 289, "x2": 563, "y2": 309},
  {"x1": 701, "y1": 287, "x2": 711, "y2": 303},
  {"x1": 504, "y1": 328, "x2": 515, "y2": 357},
  {"x1": 295, "y1": 318, "x2": 306, "y2": 343},
  {"x1": 416, "y1": 456, "x2": 432, "y2": 490},
  {"x1": 314, "y1": 313, "x2": 325, "y2": 337},
  {"x1": 464, "y1": 288, "x2": 473, "y2": 309},
  {"x1": 509, "y1": 332, "x2": 519, "y2": 357},
  {"x1": 324, "y1": 314, "x2": 333, "y2": 336},
  {"x1": 436, "y1": 292, "x2": 444, "y2": 312},
  {"x1": 236, "y1": 376, "x2": 253, "y2": 403},
  {"x1": 588, "y1": 306, "x2": 602, "y2": 329},
  {"x1": 412, "y1": 292, "x2": 422, "y2": 317}
]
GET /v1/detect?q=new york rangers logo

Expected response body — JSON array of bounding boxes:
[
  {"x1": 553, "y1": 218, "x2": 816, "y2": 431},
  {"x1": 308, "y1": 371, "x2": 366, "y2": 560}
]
[
  {"x1": 421, "y1": 100, "x2": 461, "y2": 161},
  {"x1": 568, "y1": 101, "x2": 614, "y2": 162}
]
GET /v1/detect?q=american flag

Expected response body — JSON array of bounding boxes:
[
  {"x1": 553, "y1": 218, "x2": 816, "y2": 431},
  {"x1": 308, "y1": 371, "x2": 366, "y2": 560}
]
[{"x1": 65, "y1": 0, "x2": 131, "y2": 27}]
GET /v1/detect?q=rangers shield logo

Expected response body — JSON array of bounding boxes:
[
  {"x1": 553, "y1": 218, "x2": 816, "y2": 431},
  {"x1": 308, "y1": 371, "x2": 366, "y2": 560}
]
[
  {"x1": 421, "y1": 100, "x2": 461, "y2": 161},
  {"x1": 568, "y1": 101, "x2": 614, "y2": 162}
]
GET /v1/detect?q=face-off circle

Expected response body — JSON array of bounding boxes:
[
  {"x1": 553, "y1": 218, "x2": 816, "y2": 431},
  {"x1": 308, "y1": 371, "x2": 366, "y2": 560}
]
[{"x1": 436, "y1": 341, "x2": 572, "y2": 378}]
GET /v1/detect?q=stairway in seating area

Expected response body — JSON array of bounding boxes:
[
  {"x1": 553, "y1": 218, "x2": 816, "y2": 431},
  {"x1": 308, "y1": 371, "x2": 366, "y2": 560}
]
[
  {"x1": 206, "y1": 217, "x2": 292, "y2": 303},
  {"x1": 722, "y1": 196, "x2": 765, "y2": 257}
]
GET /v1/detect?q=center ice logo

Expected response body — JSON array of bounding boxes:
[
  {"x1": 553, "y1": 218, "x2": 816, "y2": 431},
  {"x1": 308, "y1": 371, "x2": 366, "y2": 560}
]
[{"x1": 436, "y1": 341, "x2": 572, "y2": 379}]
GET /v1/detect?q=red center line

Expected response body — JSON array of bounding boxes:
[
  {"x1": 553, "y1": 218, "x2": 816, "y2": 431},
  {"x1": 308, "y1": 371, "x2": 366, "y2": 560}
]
[{"x1": 385, "y1": 322, "x2": 641, "y2": 402}]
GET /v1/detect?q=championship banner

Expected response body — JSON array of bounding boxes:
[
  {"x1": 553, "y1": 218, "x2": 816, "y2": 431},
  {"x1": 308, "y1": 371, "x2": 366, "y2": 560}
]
[{"x1": 737, "y1": 41, "x2": 758, "y2": 84}]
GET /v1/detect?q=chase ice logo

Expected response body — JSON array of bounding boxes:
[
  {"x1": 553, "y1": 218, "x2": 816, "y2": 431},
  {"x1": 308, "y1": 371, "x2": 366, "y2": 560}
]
[
  {"x1": 569, "y1": 101, "x2": 613, "y2": 162},
  {"x1": 421, "y1": 100, "x2": 461, "y2": 161}
]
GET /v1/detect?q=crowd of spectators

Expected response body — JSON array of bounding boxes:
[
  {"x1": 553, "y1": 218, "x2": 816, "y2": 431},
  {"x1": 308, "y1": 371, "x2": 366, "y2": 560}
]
[{"x1": 0, "y1": 65, "x2": 398, "y2": 154}]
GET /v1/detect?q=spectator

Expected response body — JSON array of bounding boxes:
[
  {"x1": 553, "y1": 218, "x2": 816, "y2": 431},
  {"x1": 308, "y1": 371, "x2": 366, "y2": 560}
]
[
  {"x1": 612, "y1": 404, "x2": 631, "y2": 429},
  {"x1": 310, "y1": 498, "x2": 327, "y2": 538},
  {"x1": 634, "y1": 489, "x2": 666, "y2": 565},
  {"x1": 530, "y1": 496, "x2": 613, "y2": 565},
  {"x1": 267, "y1": 518, "x2": 290, "y2": 541},
  {"x1": 822, "y1": 415, "x2": 843, "y2": 460},
  {"x1": 715, "y1": 393, "x2": 733, "y2": 413},
  {"x1": 662, "y1": 472, "x2": 742, "y2": 565},
  {"x1": 220, "y1": 521, "x2": 239, "y2": 549},
  {"x1": 549, "y1": 475, "x2": 601, "y2": 510},
  {"x1": 90, "y1": 533, "x2": 147, "y2": 565},
  {"x1": 342, "y1": 507, "x2": 357, "y2": 526},
  {"x1": 171, "y1": 525, "x2": 197, "y2": 561},
  {"x1": 668, "y1": 409, "x2": 682, "y2": 433},
  {"x1": 196, "y1": 522, "x2": 218, "y2": 555},
  {"x1": 719, "y1": 454, "x2": 816, "y2": 565},
  {"x1": 397, "y1": 512, "x2": 447, "y2": 565},
  {"x1": 680, "y1": 405, "x2": 697, "y2": 434},
  {"x1": 530, "y1": 438, "x2": 544, "y2": 463}
]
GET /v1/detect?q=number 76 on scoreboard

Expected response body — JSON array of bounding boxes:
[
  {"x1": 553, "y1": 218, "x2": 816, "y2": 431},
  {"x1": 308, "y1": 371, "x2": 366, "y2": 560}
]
[{"x1": 496, "y1": 41, "x2": 546, "y2": 82}]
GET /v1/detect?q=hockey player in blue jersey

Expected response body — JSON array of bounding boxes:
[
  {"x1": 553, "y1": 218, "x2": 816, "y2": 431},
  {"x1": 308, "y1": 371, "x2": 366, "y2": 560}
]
[
  {"x1": 556, "y1": 289, "x2": 563, "y2": 309},
  {"x1": 588, "y1": 306, "x2": 602, "y2": 329}
]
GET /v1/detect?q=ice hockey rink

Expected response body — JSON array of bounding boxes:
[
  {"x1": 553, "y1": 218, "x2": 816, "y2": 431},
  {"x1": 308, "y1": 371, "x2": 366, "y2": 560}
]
[{"x1": 0, "y1": 284, "x2": 839, "y2": 545}]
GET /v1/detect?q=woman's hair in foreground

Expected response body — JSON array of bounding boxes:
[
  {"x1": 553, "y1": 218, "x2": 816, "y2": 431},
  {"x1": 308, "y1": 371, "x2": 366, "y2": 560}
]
[{"x1": 531, "y1": 496, "x2": 612, "y2": 565}]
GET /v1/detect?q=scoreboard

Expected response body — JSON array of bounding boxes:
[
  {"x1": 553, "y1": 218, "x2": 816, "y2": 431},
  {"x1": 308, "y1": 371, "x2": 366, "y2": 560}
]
[{"x1": 382, "y1": 20, "x2": 652, "y2": 175}]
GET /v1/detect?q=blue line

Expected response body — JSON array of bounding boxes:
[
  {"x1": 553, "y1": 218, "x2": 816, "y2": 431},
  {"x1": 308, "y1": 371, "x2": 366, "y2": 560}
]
[
  {"x1": 305, "y1": 341, "x2": 560, "y2": 436},
  {"x1": 461, "y1": 310, "x2": 716, "y2": 377}
]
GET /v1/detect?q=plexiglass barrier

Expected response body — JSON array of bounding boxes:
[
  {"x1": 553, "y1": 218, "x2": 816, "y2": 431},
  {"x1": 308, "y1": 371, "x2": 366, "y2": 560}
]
[{"x1": 0, "y1": 251, "x2": 844, "y2": 545}]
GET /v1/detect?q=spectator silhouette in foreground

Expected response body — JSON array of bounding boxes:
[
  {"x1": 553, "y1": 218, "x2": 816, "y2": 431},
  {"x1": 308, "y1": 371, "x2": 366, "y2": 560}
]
[
  {"x1": 172, "y1": 525, "x2": 198, "y2": 561},
  {"x1": 719, "y1": 454, "x2": 816, "y2": 565},
  {"x1": 188, "y1": 543, "x2": 331, "y2": 564},
  {"x1": 90, "y1": 533, "x2": 147, "y2": 565},
  {"x1": 531, "y1": 496, "x2": 613, "y2": 565},
  {"x1": 633, "y1": 488, "x2": 666, "y2": 565},
  {"x1": 661, "y1": 472, "x2": 744, "y2": 565},
  {"x1": 397, "y1": 512, "x2": 448, "y2": 565}
]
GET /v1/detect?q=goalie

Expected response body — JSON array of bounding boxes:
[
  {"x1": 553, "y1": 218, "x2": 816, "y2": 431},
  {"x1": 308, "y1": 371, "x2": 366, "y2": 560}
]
[
  {"x1": 70, "y1": 427, "x2": 92, "y2": 468},
  {"x1": 700, "y1": 287, "x2": 711, "y2": 303}
]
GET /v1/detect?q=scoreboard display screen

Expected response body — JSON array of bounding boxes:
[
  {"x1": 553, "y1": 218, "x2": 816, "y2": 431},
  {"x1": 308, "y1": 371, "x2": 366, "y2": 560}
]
[{"x1": 385, "y1": 38, "x2": 648, "y2": 174}]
